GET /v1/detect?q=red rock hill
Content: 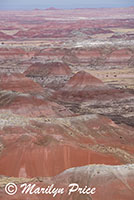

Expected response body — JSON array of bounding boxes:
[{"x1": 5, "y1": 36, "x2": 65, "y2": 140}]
[
  {"x1": 66, "y1": 71, "x2": 103, "y2": 89},
  {"x1": 53, "y1": 70, "x2": 131, "y2": 102}
]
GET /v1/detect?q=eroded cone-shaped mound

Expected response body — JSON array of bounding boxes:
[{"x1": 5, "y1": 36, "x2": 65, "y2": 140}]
[
  {"x1": 66, "y1": 70, "x2": 103, "y2": 89},
  {"x1": 24, "y1": 62, "x2": 72, "y2": 77},
  {"x1": 54, "y1": 70, "x2": 131, "y2": 102}
]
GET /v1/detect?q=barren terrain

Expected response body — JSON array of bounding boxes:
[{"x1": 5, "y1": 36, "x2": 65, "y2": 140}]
[{"x1": 0, "y1": 7, "x2": 134, "y2": 200}]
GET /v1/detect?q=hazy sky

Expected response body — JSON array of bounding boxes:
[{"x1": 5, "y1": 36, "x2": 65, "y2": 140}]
[{"x1": 0, "y1": 0, "x2": 134, "y2": 10}]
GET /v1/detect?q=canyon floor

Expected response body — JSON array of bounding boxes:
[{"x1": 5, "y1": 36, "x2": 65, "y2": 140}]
[{"x1": 0, "y1": 7, "x2": 134, "y2": 200}]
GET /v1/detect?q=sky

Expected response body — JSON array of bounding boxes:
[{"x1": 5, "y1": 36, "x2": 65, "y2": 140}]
[{"x1": 0, "y1": 0, "x2": 134, "y2": 10}]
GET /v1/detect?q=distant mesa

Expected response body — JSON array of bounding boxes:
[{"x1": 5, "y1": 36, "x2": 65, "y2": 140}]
[
  {"x1": 33, "y1": 8, "x2": 41, "y2": 11},
  {"x1": 46, "y1": 7, "x2": 59, "y2": 10},
  {"x1": 24, "y1": 62, "x2": 72, "y2": 77}
]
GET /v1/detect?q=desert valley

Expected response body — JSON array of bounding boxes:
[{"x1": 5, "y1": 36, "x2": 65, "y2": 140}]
[{"x1": 0, "y1": 6, "x2": 134, "y2": 200}]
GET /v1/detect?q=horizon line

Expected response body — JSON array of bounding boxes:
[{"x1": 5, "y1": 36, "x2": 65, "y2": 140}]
[{"x1": 0, "y1": 5, "x2": 134, "y2": 11}]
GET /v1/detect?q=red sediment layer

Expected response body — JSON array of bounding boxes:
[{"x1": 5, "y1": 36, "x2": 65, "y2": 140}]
[
  {"x1": 0, "y1": 95, "x2": 72, "y2": 117},
  {"x1": 76, "y1": 49, "x2": 102, "y2": 58},
  {"x1": 0, "y1": 144, "x2": 121, "y2": 178},
  {"x1": 0, "y1": 114, "x2": 134, "y2": 178},
  {"x1": 0, "y1": 73, "x2": 44, "y2": 93},
  {"x1": 107, "y1": 49, "x2": 132, "y2": 62}
]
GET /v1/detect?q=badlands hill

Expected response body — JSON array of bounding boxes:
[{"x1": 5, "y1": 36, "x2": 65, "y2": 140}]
[
  {"x1": 24, "y1": 62, "x2": 72, "y2": 77},
  {"x1": 53, "y1": 70, "x2": 132, "y2": 101}
]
